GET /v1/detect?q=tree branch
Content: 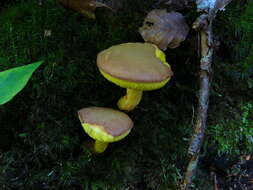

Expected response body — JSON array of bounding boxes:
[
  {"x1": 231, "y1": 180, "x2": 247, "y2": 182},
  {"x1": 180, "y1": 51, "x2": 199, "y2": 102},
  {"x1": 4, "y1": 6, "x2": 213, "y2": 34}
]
[{"x1": 181, "y1": 13, "x2": 214, "y2": 189}]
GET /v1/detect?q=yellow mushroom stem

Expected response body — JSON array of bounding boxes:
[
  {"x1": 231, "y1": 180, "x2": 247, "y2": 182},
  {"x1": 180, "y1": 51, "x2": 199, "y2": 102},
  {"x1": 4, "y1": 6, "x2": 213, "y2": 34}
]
[
  {"x1": 117, "y1": 88, "x2": 143, "y2": 111},
  {"x1": 92, "y1": 140, "x2": 109, "y2": 153}
]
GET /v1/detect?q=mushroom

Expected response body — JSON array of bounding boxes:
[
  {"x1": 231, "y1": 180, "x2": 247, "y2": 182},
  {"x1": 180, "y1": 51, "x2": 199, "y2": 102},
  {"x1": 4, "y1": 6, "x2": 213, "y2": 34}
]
[
  {"x1": 78, "y1": 107, "x2": 133, "y2": 153},
  {"x1": 97, "y1": 42, "x2": 173, "y2": 111}
]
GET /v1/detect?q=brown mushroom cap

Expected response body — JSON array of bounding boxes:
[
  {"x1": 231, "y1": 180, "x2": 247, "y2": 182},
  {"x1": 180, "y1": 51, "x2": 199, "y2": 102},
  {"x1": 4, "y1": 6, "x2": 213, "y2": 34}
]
[
  {"x1": 78, "y1": 107, "x2": 133, "y2": 137},
  {"x1": 97, "y1": 43, "x2": 173, "y2": 83}
]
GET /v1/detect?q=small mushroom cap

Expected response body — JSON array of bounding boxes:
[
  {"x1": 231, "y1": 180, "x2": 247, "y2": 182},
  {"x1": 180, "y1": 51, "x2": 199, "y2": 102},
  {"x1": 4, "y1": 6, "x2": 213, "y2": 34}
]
[
  {"x1": 97, "y1": 43, "x2": 173, "y2": 89},
  {"x1": 78, "y1": 107, "x2": 133, "y2": 142}
]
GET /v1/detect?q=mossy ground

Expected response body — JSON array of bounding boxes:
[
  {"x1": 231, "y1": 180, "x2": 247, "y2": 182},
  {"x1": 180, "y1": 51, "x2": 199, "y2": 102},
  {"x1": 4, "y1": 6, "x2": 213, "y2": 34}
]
[{"x1": 0, "y1": 0, "x2": 252, "y2": 189}]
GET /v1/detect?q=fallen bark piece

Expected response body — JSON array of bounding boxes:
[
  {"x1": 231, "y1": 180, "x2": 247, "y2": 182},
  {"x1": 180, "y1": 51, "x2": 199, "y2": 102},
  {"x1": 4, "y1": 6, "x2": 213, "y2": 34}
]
[
  {"x1": 58, "y1": 0, "x2": 121, "y2": 19},
  {"x1": 139, "y1": 9, "x2": 189, "y2": 50}
]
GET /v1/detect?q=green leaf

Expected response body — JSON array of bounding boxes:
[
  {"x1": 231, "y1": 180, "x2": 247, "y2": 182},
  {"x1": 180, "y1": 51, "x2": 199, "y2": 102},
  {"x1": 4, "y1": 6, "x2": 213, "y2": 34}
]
[{"x1": 0, "y1": 61, "x2": 43, "y2": 105}]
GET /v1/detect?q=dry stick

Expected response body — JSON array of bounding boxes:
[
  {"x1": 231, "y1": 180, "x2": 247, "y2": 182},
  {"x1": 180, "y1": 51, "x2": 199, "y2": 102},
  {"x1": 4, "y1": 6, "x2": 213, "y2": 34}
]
[{"x1": 181, "y1": 14, "x2": 214, "y2": 189}]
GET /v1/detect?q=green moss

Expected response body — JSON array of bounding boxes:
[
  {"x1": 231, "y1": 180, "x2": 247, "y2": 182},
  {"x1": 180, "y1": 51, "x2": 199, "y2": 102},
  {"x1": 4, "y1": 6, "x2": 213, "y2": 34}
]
[
  {"x1": 214, "y1": 0, "x2": 253, "y2": 89},
  {"x1": 0, "y1": 0, "x2": 252, "y2": 189},
  {"x1": 205, "y1": 103, "x2": 253, "y2": 155},
  {"x1": 205, "y1": 0, "x2": 253, "y2": 156},
  {"x1": 0, "y1": 0, "x2": 189, "y2": 189}
]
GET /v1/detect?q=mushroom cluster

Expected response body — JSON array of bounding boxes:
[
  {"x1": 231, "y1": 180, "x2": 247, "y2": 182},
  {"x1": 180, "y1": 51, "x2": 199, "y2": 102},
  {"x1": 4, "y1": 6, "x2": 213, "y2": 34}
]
[{"x1": 78, "y1": 42, "x2": 173, "y2": 154}]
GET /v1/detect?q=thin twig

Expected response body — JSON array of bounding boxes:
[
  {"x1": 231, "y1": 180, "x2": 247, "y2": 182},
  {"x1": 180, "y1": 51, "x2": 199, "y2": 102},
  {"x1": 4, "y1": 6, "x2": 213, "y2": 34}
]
[
  {"x1": 211, "y1": 171, "x2": 219, "y2": 190},
  {"x1": 188, "y1": 23, "x2": 213, "y2": 156},
  {"x1": 181, "y1": 13, "x2": 214, "y2": 189},
  {"x1": 180, "y1": 0, "x2": 233, "y2": 188}
]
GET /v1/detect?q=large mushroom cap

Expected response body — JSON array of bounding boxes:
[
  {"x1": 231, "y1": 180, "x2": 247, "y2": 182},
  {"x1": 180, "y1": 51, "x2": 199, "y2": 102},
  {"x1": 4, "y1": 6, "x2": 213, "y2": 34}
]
[
  {"x1": 78, "y1": 107, "x2": 133, "y2": 142},
  {"x1": 97, "y1": 43, "x2": 173, "y2": 90}
]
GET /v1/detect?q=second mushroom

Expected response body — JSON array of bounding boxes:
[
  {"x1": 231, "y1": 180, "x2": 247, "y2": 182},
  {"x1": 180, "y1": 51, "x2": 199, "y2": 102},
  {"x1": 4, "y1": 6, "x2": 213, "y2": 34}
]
[{"x1": 78, "y1": 107, "x2": 133, "y2": 153}]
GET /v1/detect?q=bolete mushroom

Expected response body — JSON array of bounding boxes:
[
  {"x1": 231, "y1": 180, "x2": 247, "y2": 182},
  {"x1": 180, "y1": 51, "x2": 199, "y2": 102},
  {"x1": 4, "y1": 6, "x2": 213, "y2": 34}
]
[
  {"x1": 78, "y1": 107, "x2": 133, "y2": 153},
  {"x1": 97, "y1": 42, "x2": 173, "y2": 111}
]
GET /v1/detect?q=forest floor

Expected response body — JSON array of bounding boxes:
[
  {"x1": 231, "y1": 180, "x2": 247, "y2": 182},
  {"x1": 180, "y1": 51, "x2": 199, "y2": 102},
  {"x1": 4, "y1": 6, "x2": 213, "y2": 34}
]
[{"x1": 0, "y1": 0, "x2": 252, "y2": 189}]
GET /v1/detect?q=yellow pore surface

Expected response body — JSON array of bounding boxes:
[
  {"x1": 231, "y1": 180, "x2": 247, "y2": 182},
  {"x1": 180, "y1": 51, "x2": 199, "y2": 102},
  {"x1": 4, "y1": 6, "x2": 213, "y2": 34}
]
[
  {"x1": 99, "y1": 70, "x2": 170, "y2": 91},
  {"x1": 82, "y1": 123, "x2": 131, "y2": 143}
]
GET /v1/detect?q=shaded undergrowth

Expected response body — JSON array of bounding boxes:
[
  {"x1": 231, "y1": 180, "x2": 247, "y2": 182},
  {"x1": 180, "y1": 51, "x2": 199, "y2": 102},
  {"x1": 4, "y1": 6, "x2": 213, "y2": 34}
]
[{"x1": 0, "y1": 0, "x2": 252, "y2": 189}]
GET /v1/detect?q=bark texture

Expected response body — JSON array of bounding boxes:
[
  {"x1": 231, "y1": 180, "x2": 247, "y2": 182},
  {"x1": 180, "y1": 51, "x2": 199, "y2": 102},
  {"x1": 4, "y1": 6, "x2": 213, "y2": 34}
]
[{"x1": 181, "y1": 14, "x2": 214, "y2": 189}]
